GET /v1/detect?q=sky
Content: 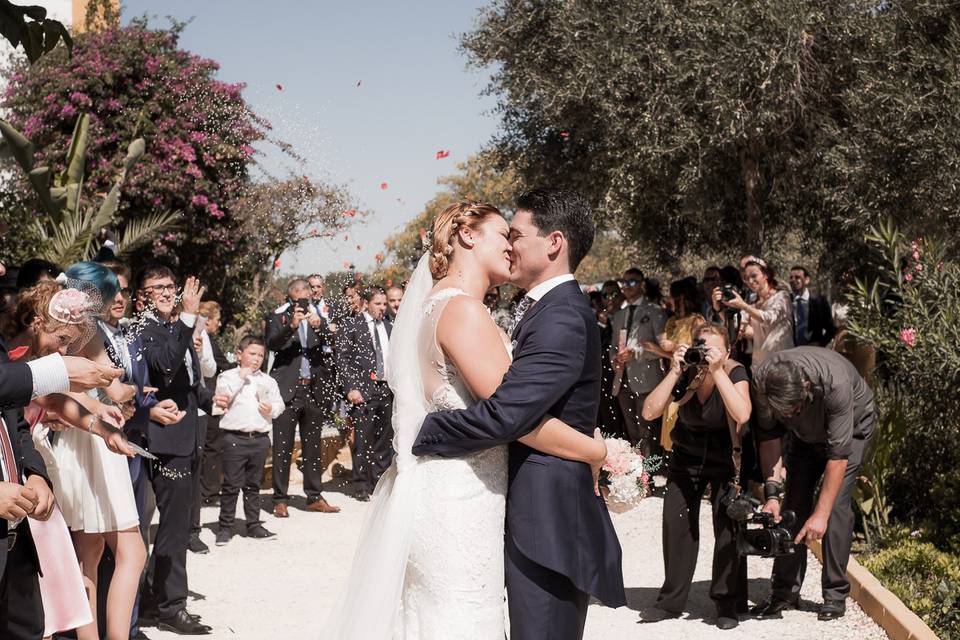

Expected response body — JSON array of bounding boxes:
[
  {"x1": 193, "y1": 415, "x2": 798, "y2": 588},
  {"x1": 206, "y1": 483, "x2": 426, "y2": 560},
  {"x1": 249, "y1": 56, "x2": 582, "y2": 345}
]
[{"x1": 121, "y1": 0, "x2": 501, "y2": 276}]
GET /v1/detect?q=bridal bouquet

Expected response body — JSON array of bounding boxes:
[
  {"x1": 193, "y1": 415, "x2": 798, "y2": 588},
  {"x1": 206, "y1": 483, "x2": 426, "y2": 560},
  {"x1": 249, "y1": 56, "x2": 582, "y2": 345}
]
[{"x1": 600, "y1": 437, "x2": 661, "y2": 514}]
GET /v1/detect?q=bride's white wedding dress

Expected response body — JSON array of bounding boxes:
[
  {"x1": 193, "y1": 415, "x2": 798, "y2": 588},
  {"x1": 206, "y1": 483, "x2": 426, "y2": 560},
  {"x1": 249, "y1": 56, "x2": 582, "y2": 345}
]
[
  {"x1": 326, "y1": 256, "x2": 508, "y2": 640},
  {"x1": 397, "y1": 287, "x2": 508, "y2": 638}
]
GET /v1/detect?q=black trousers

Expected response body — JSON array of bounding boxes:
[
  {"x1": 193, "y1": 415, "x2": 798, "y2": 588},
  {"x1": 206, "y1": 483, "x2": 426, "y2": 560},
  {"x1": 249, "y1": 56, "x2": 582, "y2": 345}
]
[
  {"x1": 505, "y1": 534, "x2": 589, "y2": 640},
  {"x1": 272, "y1": 383, "x2": 326, "y2": 504},
  {"x1": 772, "y1": 432, "x2": 872, "y2": 602},
  {"x1": 146, "y1": 453, "x2": 195, "y2": 618},
  {"x1": 657, "y1": 448, "x2": 747, "y2": 616},
  {"x1": 0, "y1": 523, "x2": 44, "y2": 640},
  {"x1": 219, "y1": 431, "x2": 270, "y2": 531},
  {"x1": 200, "y1": 414, "x2": 224, "y2": 499},
  {"x1": 190, "y1": 415, "x2": 208, "y2": 537},
  {"x1": 616, "y1": 388, "x2": 661, "y2": 457},
  {"x1": 349, "y1": 389, "x2": 394, "y2": 494}
]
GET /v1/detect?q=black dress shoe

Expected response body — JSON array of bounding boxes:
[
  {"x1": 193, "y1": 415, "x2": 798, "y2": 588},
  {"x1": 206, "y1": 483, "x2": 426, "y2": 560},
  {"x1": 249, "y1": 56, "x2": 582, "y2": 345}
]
[
  {"x1": 187, "y1": 535, "x2": 209, "y2": 555},
  {"x1": 638, "y1": 607, "x2": 681, "y2": 623},
  {"x1": 157, "y1": 609, "x2": 211, "y2": 635},
  {"x1": 818, "y1": 598, "x2": 846, "y2": 620},
  {"x1": 246, "y1": 524, "x2": 277, "y2": 539},
  {"x1": 355, "y1": 491, "x2": 371, "y2": 502},
  {"x1": 749, "y1": 596, "x2": 798, "y2": 618},
  {"x1": 716, "y1": 616, "x2": 739, "y2": 630}
]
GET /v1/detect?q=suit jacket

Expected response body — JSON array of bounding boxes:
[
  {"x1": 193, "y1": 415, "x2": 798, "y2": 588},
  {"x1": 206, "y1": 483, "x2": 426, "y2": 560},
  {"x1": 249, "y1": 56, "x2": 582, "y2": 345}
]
[
  {"x1": 609, "y1": 299, "x2": 667, "y2": 394},
  {"x1": 337, "y1": 314, "x2": 393, "y2": 402},
  {"x1": 267, "y1": 303, "x2": 338, "y2": 407},
  {"x1": 0, "y1": 342, "x2": 48, "y2": 577},
  {"x1": 112, "y1": 332, "x2": 157, "y2": 448},
  {"x1": 803, "y1": 294, "x2": 836, "y2": 347},
  {"x1": 412, "y1": 280, "x2": 626, "y2": 607},
  {"x1": 139, "y1": 315, "x2": 206, "y2": 457}
]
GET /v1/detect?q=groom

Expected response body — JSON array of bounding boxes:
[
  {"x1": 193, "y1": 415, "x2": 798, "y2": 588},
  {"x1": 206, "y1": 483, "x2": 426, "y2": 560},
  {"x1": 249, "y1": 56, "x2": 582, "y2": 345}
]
[{"x1": 412, "y1": 188, "x2": 626, "y2": 639}]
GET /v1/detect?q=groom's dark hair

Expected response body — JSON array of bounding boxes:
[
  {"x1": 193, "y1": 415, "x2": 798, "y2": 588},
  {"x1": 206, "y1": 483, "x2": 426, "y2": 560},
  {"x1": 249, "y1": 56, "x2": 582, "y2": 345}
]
[{"x1": 516, "y1": 188, "x2": 595, "y2": 271}]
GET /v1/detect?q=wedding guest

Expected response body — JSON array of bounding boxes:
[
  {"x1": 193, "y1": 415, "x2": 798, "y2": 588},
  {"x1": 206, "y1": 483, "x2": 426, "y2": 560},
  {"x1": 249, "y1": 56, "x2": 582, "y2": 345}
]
[
  {"x1": 700, "y1": 266, "x2": 723, "y2": 321},
  {"x1": 211, "y1": 335, "x2": 284, "y2": 545},
  {"x1": 338, "y1": 286, "x2": 394, "y2": 502},
  {"x1": 597, "y1": 280, "x2": 625, "y2": 438},
  {"x1": 342, "y1": 283, "x2": 364, "y2": 319},
  {"x1": 15, "y1": 258, "x2": 60, "y2": 290},
  {"x1": 717, "y1": 258, "x2": 794, "y2": 372},
  {"x1": 267, "y1": 279, "x2": 340, "y2": 516},
  {"x1": 751, "y1": 347, "x2": 876, "y2": 621},
  {"x1": 135, "y1": 265, "x2": 211, "y2": 635},
  {"x1": 641, "y1": 324, "x2": 752, "y2": 629},
  {"x1": 788, "y1": 266, "x2": 835, "y2": 347},
  {"x1": 483, "y1": 286, "x2": 511, "y2": 332},
  {"x1": 197, "y1": 301, "x2": 235, "y2": 505},
  {"x1": 610, "y1": 268, "x2": 667, "y2": 456},
  {"x1": 385, "y1": 286, "x2": 404, "y2": 322},
  {"x1": 309, "y1": 274, "x2": 346, "y2": 327}
]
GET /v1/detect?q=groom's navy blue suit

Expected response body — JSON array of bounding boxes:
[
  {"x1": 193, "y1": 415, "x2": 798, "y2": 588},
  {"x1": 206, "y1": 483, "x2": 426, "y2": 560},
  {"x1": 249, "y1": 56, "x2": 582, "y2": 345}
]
[{"x1": 412, "y1": 279, "x2": 626, "y2": 639}]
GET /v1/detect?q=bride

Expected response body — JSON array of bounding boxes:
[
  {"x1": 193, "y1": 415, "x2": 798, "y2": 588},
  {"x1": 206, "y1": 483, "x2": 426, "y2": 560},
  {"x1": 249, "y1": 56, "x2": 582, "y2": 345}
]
[{"x1": 327, "y1": 202, "x2": 607, "y2": 639}]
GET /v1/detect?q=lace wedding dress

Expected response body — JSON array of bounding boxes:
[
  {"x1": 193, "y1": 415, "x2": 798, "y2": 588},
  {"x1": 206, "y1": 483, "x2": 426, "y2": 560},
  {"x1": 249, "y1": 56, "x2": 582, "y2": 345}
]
[
  {"x1": 395, "y1": 288, "x2": 508, "y2": 638},
  {"x1": 325, "y1": 255, "x2": 508, "y2": 640}
]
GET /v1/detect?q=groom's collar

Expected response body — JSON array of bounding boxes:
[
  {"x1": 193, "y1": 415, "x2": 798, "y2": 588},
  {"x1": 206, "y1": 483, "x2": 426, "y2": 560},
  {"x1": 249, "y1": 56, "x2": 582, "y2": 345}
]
[{"x1": 525, "y1": 273, "x2": 576, "y2": 302}]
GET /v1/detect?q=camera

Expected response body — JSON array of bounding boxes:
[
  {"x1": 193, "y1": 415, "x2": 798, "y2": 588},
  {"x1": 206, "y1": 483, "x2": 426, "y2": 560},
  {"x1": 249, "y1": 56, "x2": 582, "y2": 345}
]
[
  {"x1": 682, "y1": 338, "x2": 710, "y2": 367},
  {"x1": 721, "y1": 284, "x2": 739, "y2": 302},
  {"x1": 295, "y1": 298, "x2": 311, "y2": 314},
  {"x1": 721, "y1": 487, "x2": 798, "y2": 558}
]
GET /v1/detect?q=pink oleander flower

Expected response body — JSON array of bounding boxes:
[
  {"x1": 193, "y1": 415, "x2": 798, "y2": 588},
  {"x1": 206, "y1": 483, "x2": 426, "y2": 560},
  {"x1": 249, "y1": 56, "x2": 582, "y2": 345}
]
[
  {"x1": 900, "y1": 327, "x2": 917, "y2": 348},
  {"x1": 912, "y1": 250, "x2": 920, "y2": 261},
  {"x1": 904, "y1": 273, "x2": 913, "y2": 282}
]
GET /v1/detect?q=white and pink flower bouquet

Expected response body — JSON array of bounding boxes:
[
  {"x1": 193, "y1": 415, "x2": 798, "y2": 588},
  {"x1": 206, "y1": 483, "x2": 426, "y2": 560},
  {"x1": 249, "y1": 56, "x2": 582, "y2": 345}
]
[{"x1": 599, "y1": 437, "x2": 661, "y2": 514}]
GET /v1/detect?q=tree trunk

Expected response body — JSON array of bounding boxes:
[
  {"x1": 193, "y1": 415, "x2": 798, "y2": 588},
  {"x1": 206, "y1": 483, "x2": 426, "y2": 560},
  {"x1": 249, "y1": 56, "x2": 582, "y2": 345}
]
[{"x1": 740, "y1": 135, "x2": 764, "y2": 253}]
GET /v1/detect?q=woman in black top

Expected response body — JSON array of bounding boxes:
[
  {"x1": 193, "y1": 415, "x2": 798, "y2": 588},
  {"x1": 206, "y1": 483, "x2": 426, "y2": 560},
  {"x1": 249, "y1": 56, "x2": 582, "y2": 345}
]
[{"x1": 641, "y1": 323, "x2": 752, "y2": 630}]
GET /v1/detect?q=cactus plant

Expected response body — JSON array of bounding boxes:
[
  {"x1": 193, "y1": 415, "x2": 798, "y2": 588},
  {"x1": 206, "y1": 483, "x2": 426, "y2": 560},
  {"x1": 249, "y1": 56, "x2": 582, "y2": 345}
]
[{"x1": 0, "y1": 112, "x2": 178, "y2": 264}]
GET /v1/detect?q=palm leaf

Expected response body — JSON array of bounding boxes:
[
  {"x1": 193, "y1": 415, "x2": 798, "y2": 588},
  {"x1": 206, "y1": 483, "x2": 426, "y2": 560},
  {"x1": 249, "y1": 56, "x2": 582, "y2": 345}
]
[{"x1": 115, "y1": 210, "x2": 181, "y2": 255}]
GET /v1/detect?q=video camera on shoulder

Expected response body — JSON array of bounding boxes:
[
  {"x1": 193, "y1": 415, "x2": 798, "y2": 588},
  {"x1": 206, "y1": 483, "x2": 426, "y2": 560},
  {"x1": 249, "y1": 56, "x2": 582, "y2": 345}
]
[{"x1": 720, "y1": 485, "x2": 798, "y2": 558}]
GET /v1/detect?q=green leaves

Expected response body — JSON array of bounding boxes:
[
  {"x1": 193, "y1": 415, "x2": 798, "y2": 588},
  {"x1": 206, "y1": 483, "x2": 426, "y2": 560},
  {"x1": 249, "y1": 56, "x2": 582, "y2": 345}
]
[{"x1": 0, "y1": 0, "x2": 72, "y2": 63}]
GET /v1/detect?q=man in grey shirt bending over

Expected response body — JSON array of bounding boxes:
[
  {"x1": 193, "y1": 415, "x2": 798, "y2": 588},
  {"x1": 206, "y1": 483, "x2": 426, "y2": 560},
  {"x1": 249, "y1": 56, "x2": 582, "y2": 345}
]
[{"x1": 750, "y1": 347, "x2": 876, "y2": 622}]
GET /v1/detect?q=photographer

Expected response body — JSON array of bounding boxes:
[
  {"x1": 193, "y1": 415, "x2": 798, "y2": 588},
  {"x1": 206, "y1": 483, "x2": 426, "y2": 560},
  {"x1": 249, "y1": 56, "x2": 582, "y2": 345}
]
[
  {"x1": 640, "y1": 323, "x2": 752, "y2": 630},
  {"x1": 751, "y1": 347, "x2": 876, "y2": 621},
  {"x1": 716, "y1": 258, "x2": 793, "y2": 372}
]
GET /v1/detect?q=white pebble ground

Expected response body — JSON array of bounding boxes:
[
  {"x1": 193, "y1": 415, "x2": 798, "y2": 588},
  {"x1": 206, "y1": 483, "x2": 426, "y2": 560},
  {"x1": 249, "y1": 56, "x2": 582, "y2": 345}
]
[{"x1": 145, "y1": 479, "x2": 889, "y2": 639}]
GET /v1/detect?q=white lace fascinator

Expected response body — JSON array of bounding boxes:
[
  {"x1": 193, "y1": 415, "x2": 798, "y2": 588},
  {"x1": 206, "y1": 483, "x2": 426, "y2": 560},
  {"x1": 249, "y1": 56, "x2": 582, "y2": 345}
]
[{"x1": 49, "y1": 273, "x2": 105, "y2": 355}]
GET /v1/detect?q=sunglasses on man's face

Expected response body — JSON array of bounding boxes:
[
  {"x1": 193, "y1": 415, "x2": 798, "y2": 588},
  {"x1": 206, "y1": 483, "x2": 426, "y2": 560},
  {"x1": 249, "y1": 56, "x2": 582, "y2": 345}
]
[
  {"x1": 602, "y1": 292, "x2": 620, "y2": 300},
  {"x1": 619, "y1": 279, "x2": 641, "y2": 288}
]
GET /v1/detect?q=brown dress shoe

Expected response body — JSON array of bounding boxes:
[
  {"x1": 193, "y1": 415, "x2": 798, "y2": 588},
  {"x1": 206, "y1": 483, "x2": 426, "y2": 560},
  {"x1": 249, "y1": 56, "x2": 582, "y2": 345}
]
[
  {"x1": 273, "y1": 503, "x2": 289, "y2": 518},
  {"x1": 305, "y1": 498, "x2": 341, "y2": 513}
]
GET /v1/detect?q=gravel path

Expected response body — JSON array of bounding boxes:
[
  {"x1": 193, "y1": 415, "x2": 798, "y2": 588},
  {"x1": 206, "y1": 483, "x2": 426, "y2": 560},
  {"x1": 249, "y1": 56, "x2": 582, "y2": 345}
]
[{"x1": 143, "y1": 479, "x2": 888, "y2": 640}]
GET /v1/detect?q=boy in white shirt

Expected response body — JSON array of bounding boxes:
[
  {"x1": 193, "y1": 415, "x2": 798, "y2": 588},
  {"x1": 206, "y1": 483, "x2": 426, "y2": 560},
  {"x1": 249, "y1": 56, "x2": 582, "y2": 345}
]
[{"x1": 211, "y1": 336, "x2": 284, "y2": 545}]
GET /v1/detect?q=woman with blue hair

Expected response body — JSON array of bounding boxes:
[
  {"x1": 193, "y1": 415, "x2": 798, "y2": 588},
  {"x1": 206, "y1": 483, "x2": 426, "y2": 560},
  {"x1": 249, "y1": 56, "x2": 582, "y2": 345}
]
[{"x1": 47, "y1": 260, "x2": 147, "y2": 640}]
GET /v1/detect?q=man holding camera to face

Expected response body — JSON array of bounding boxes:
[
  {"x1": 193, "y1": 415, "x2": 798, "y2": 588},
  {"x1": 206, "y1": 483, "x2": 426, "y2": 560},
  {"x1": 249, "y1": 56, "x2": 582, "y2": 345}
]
[
  {"x1": 751, "y1": 346, "x2": 876, "y2": 621},
  {"x1": 267, "y1": 278, "x2": 340, "y2": 517}
]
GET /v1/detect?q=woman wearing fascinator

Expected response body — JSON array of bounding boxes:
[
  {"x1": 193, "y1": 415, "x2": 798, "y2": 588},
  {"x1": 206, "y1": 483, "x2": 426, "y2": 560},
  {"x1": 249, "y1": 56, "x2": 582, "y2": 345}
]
[{"x1": 3, "y1": 267, "x2": 144, "y2": 640}]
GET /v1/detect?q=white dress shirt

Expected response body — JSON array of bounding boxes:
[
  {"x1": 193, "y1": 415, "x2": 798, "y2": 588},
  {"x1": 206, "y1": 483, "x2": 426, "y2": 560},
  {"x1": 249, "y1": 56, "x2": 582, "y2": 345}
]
[
  {"x1": 525, "y1": 273, "x2": 576, "y2": 302},
  {"x1": 363, "y1": 312, "x2": 390, "y2": 364},
  {"x1": 217, "y1": 369, "x2": 285, "y2": 434},
  {"x1": 27, "y1": 353, "x2": 70, "y2": 399}
]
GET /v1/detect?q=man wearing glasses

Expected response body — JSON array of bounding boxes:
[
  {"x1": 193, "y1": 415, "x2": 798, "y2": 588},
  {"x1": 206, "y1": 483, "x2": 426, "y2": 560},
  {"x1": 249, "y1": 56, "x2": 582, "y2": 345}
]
[
  {"x1": 134, "y1": 264, "x2": 212, "y2": 635},
  {"x1": 751, "y1": 346, "x2": 876, "y2": 622},
  {"x1": 609, "y1": 267, "x2": 667, "y2": 456}
]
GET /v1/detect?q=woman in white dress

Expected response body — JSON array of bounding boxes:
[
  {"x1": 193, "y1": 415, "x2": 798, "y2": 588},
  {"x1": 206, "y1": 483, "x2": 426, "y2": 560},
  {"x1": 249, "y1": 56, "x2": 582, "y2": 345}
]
[{"x1": 328, "y1": 202, "x2": 608, "y2": 639}]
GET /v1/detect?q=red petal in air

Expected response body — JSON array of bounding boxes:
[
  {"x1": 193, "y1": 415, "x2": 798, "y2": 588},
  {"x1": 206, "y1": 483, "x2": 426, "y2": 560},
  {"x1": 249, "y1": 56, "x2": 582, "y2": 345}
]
[
  {"x1": 343, "y1": 261, "x2": 351, "y2": 269},
  {"x1": 343, "y1": 209, "x2": 356, "y2": 217},
  {"x1": 273, "y1": 259, "x2": 281, "y2": 269},
  {"x1": 559, "y1": 131, "x2": 570, "y2": 138},
  {"x1": 7, "y1": 345, "x2": 29, "y2": 361},
  {"x1": 435, "y1": 150, "x2": 450, "y2": 159},
  {"x1": 356, "y1": 245, "x2": 362, "y2": 251},
  {"x1": 370, "y1": 372, "x2": 377, "y2": 380},
  {"x1": 276, "y1": 84, "x2": 284, "y2": 91},
  {"x1": 380, "y1": 182, "x2": 389, "y2": 190}
]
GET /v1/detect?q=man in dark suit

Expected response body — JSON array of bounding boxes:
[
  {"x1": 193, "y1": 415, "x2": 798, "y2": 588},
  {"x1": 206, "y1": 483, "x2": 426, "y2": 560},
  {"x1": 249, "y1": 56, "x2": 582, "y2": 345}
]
[
  {"x1": 338, "y1": 286, "x2": 394, "y2": 501},
  {"x1": 789, "y1": 266, "x2": 836, "y2": 347},
  {"x1": 412, "y1": 189, "x2": 626, "y2": 640},
  {"x1": 0, "y1": 342, "x2": 58, "y2": 640},
  {"x1": 267, "y1": 278, "x2": 340, "y2": 516},
  {"x1": 135, "y1": 264, "x2": 211, "y2": 635}
]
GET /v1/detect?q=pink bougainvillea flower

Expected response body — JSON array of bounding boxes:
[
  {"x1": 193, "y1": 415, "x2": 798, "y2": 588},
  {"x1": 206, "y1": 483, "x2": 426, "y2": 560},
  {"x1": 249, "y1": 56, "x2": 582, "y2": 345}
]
[
  {"x1": 900, "y1": 327, "x2": 917, "y2": 348},
  {"x1": 435, "y1": 150, "x2": 450, "y2": 159},
  {"x1": 380, "y1": 182, "x2": 389, "y2": 190}
]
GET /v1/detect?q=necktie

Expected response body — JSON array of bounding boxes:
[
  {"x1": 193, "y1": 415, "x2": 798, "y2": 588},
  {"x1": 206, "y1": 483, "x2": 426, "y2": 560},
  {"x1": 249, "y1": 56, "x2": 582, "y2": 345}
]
[
  {"x1": 512, "y1": 296, "x2": 534, "y2": 335},
  {"x1": 625, "y1": 304, "x2": 637, "y2": 337},
  {"x1": 794, "y1": 297, "x2": 808, "y2": 346},
  {"x1": 298, "y1": 319, "x2": 311, "y2": 379},
  {"x1": 0, "y1": 417, "x2": 20, "y2": 484},
  {"x1": 371, "y1": 320, "x2": 385, "y2": 380}
]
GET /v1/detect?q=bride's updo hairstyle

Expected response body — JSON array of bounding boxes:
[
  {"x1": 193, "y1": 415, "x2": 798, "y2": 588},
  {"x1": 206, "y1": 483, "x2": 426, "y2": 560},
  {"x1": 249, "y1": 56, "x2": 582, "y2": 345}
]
[{"x1": 429, "y1": 201, "x2": 503, "y2": 279}]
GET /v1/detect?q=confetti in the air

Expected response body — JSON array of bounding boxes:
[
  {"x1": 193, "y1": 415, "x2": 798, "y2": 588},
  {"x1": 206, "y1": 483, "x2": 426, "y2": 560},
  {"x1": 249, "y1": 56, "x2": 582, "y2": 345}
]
[
  {"x1": 356, "y1": 80, "x2": 362, "y2": 87},
  {"x1": 343, "y1": 209, "x2": 356, "y2": 217},
  {"x1": 276, "y1": 84, "x2": 284, "y2": 91},
  {"x1": 380, "y1": 182, "x2": 389, "y2": 190},
  {"x1": 435, "y1": 150, "x2": 450, "y2": 159},
  {"x1": 343, "y1": 261, "x2": 351, "y2": 269},
  {"x1": 356, "y1": 245, "x2": 362, "y2": 251}
]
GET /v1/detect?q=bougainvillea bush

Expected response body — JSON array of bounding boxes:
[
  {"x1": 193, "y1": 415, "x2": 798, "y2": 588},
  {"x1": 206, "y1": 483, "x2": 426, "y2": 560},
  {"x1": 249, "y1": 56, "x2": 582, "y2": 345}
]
[{"x1": 0, "y1": 19, "x2": 351, "y2": 320}]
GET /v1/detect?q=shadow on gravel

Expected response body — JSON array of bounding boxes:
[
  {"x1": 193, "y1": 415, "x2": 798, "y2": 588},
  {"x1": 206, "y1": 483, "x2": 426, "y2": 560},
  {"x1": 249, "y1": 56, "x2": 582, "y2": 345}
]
[{"x1": 624, "y1": 578, "x2": 797, "y2": 620}]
